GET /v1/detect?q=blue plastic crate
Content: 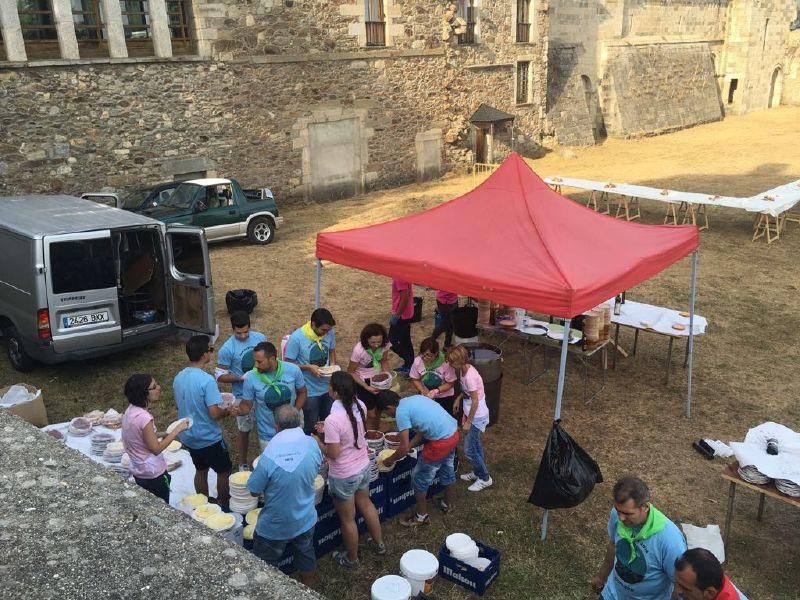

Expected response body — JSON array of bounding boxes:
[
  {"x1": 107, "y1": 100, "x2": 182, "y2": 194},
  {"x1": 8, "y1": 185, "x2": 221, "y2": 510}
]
[{"x1": 438, "y1": 540, "x2": 501, "y2": 596}]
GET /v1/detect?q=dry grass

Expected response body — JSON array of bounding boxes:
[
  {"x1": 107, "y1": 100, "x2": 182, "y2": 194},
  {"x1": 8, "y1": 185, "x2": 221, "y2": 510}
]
[{"x1": 4, "y1": 107, "x2": 800, "y2": 599}]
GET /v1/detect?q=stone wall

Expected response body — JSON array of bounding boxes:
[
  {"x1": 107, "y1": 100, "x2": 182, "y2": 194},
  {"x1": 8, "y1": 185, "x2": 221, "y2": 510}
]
[
  {"x1": 0, "y1": 0, "x2": 548, "y2": 200},
  {"x1": 0, "y1": 411, "x2": 322, "y2": 600},
  {"x1": 601, "y1": 43, "x2": 723, "y2": 137},
  {"x1": 784, "y1": 29, "x2": 800, "y2": 105}
]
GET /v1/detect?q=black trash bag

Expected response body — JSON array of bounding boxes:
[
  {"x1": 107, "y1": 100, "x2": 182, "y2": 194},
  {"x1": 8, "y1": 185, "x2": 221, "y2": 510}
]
[
  {"x1": 411, "y1": 296, "x2": 424, "y2": 323},
  {"x1": 528, "y1": 420, "x2": 603, "y2": 509},
  {"x1": 451, "y1": 305, "x2": 479, "y2": 338},
  {"x1": 225, "y1": 289, "x2": 258, "y2": 315}
]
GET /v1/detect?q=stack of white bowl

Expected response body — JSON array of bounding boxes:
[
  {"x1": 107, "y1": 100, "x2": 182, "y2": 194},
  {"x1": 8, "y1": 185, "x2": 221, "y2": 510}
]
[
  {"x1": 366, "y1": 430, "x2": 385, "y2": 453},
  {"x1": 90, "y1": 432, "x2": 115, "y2": 456},
  {"x1": 383, "y1": 432, "x2": 401, "y2": 452},
  {"x1": 229, "y1": 471, "x2": 258, "y2": 513},
  {"x1": 367, "y1": 448, "x2": 380, "y2": 482},
  {"x1": 68, "y1": 417, "x2": 92, "y2": 437},
  {"x1": 445, "y1": 533, "x2": 491, "y2": 571},
  {"x1": 371, "y1": 372, "x2": 395, "y2": 390},
  {"x1": 314, "y1": 474, "x2": 326, "y2": 504}
]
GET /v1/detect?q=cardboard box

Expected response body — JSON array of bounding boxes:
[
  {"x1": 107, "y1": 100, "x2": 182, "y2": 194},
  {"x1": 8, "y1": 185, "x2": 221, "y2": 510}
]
[{"x1": 0, "y1": 383, "x2": 48, "y2": 427}]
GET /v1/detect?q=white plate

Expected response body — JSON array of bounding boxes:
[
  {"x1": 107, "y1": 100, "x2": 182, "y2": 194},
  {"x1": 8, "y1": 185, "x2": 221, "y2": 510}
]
[
  {"x1": 318, "y1": 365, "x2": 341, "y2": 377},
  {"x1": 518, "y1": 325, "x2": 547, "y2": 336},
  {"x1": 167, "y1": 417, "x2": 193, "y2": 434}
]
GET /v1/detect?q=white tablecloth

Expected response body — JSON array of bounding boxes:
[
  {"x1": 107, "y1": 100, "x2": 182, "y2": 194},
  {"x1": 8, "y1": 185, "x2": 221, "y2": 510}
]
[
  {"x1": 545, "y1": 176, "x2": 800, "y2": 218},
  {"x1": 41, "y1": 422, "x2": 216, "y2": 509},
  {"x1": 610, "y1": 300, "x2": 707, "y2": 337}
]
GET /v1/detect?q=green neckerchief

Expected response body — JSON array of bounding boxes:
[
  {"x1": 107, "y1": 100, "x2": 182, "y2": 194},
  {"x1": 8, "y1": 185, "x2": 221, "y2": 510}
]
[
  {"x1": 423, "y1": 351, "x2": 445, "y2": 371},
  {"x1": 616, "y1": 504, "x2": 667, "y2": 564},
  {"x1": 251, "y1": 360, "x2": 283, "y2": 395},
  {"x1": 301, "y1": 321, "x2": 325, "y2": 350},
  {"x1": 365, "y1": 346, "x2": 383, "y2": 369}
]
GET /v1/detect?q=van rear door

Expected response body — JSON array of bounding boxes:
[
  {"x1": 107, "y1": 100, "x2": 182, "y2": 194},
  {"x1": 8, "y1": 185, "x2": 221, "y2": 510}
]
[
  {"x1": 44, "y1": 231, "x2": 123, "y2": 353},
  {"x1": 165, "y1": 225, "x2": 216, "y2": 334}
]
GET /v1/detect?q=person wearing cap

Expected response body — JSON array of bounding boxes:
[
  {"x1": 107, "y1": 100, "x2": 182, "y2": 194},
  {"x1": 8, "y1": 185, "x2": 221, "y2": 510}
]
[
  {"x1": 284, "y1": 308, "x2": 337, "y2": 433},
  {"x1": 215, "y1": 310, "x2": 267, "y2": 471},
  {"x1": 591, "y1": 476, "x2": 686, "y2": 600},
  {"x1": 377, "y1": 393, "x2": 459, "y2": 526},
  {"x1": 238, "y1": 342, "x2": 307, "y2": 451},
  {"x1": 673, "y1": 548, "x2": 749, "y2": 600}
]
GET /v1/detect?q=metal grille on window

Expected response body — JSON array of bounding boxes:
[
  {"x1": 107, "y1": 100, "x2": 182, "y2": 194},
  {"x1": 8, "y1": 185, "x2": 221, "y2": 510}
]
[
  {"x1": 71, "y1": 0, "x2": 107, "y2": 57},
  {"x1": 516, "y1": 61, "x2": 530, "y2": 104},
  {"x1": 365, "y1": 0, "x2": 385, "y2": 47},
  {"x1": 167, "y1": 0, "x2": 192, "y2": 54},
  {"x1": 516, "y1": 0, "x2": 530, "y2": 43},
  {"x1": 457, "y1": 0, "x2": 475, "y2": 45},
  {"x1": 17, "y1": 0, "x2": 60, "y2": 59},
  {"x1": 120, "y1": 0, "x2": 153, "y2": 56}
]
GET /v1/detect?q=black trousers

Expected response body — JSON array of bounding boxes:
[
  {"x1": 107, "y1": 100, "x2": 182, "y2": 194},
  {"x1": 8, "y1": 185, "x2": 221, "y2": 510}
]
[
  {"x1": 431, "y1": 300, "x2": 457, "y2": 348},
  {"x1": 388, "y1": 318, "x2": 414, "y2": 369}
]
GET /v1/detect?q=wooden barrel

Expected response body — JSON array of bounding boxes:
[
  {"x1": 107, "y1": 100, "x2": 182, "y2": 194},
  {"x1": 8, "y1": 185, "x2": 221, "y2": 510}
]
[{"x1": 477, "y1": 300, "x2": 491, "y2": 325}]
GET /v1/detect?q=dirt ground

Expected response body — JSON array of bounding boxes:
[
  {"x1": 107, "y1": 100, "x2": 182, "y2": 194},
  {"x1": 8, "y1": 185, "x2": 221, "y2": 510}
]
[{"x1": 4, "y1": 106, "x2": 800, "y2": 599}]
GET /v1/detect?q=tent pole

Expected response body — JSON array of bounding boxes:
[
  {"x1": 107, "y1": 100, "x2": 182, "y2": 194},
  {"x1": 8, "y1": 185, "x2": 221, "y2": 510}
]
[
  {"x1": 541, "y1": 316, "x2": 572, "y2": 541},
  {"x1": 686, "y1": 250, "x2": 698, "y2": 418},
  {"x1": 314, "y1": 259, "x2": 322, "y2": 309}
]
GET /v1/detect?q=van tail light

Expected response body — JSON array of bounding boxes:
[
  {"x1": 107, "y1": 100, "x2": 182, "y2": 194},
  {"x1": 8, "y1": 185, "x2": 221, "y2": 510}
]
[{"x1": 37, "y1": 309, "x2": 52, "y2": 340}]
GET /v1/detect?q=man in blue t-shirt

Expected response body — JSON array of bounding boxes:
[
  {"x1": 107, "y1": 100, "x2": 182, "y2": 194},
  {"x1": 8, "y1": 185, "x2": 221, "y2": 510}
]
[
  {"x1": 247, "y1": 404, "x2": 322, "y2": 586},
  {"x1": 592, "y1": 476, "x2": 687, "y2": 600},
  {"x1": 284, "y1": 307, "x2": 337, "y2": 434},
  {"x1": 237, "y1": 341, "x2": 307, "y2": 450},
  {"x1": 215, "y1": 310, "x2": 267, "y2": 471},
  {"x1": 173, "y1": 334, "x2": 234, "y2": 508},
  {"x1": 378, "y1": 393, "x2": 459, "y2": 528}
]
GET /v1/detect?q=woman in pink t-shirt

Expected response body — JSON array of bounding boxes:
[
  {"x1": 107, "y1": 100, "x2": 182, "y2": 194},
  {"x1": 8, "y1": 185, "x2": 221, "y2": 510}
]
[
  {"x1": 410, "y1": 337, "x2": 458, "y2": 416},
  {"x1": 313, "y1": 371, "x2": 385, "y2": 570},
  {"x1": 347, "y1": 322, "x2": 391, "y2": 430},
  {"x1": 446, "y1": 346, "x2": 493, "y2": 492},
  {"x1": 121, "y1": 374, "x2": 188, "y2": 503}
]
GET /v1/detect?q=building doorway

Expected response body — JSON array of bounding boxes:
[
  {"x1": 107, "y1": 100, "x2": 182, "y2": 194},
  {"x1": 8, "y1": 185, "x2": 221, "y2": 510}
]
[{"x1": 769, "y1": 67, "x2": 783, "y2": 108}]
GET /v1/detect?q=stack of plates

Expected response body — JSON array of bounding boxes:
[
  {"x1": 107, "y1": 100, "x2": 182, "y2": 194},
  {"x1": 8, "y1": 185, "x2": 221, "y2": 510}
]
[
  {"x1": 738, "y1": 465, "x2": 771, "y2": 485},
  {"x1": 68, "y1": 417, "x2": 93, "y2": 437},
  {"x1": 445, "y1": 532, "x2": 490, "y2": 570},
  {"x1": 121, "y1": 453, "x2": 130, "y2": 469},
  {"x1": 314, "y1": 475, "x2": 325, "y2": 505},
  {"x1": 367, "y1": 448, "x2": 380, "y2": 482},
  {"x1": 45, "y1": 429, "x2": 66, "y2": 443},
  {"x1": 83, "y1": 410, "x2": 105, "y2": 426},
  {"x1": 366, "y1": 430, "x2": 385, "y2": 453},
  {"x1": 166, "y1": 417, "x2": 193, "y2": 434},
  {"x1": 192, "y1": 503, "x2": 222, "y2": 524},
  {"x1": 101, "y1": 409, "x2": 122, "y2": 429},
  {"x1": 229, "y1": 471, "x2": 258, "y2": 513},
  {"x1": 90, "y1": 432, "x2": 115, "y2": 456},
  {"x1": 775, "y1": 479, "x2": 800, "y2": 497}
]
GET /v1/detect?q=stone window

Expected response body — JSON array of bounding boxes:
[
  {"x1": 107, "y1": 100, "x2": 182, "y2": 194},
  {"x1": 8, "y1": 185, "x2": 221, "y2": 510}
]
[
  {"x1": 71, "y1": 0, "x2": 106, "y2": 57},
  {"x1": 166, "y1": 0, "x2": 192, "y2": 54},
  {"x1": 457, "y1": 0, "x2": 476, "y2": 45},
  {"x1": 17, "y1": 0, "x2": 60, "y2": 59},
  {"x1": 365, "y1": 0, "x2": 385, "y2": 47},
  {"x1": 120, "y1": 0, "x2": 153, "y2": 56},
  {"x1": 727, "y1": 78, "x2": 738, "y2": 105},
  {"x1": 516, "y1": 0, "x2": 530, "y2": 43},
  {"x1": 516, "y1": 60, "x2": 531, "y2": 104}
]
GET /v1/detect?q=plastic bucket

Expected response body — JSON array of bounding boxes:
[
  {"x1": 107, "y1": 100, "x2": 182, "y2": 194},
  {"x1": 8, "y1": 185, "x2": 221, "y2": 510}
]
[
  {"x1": 400, "y1": 549, "x2": 439, "y2": 596},
  {"x1": 462, "y1": 342, "x2": 503, "y2": 383},
  {"x1": 371, "y1": 574, "x2": 412, "y2": 600}
]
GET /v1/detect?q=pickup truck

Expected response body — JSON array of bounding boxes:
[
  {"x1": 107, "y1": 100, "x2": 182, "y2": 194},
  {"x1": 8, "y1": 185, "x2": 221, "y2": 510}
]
[
  {"x1": 81, "y1": 182, "x2": 180, "y2": 211},
  {"x1": 136, "y1": 178, "x2": 283, "y2": 245}
]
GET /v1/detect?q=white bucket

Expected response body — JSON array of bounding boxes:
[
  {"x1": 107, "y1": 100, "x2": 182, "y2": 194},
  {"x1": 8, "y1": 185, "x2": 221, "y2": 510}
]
[
  {"x1": 400, "y1": 549, "x2": 439, "y2": 596},
  {"x1": 371, "y1": 575, "x2": 412, "y2": 600},
  {"x1": 453, "y1": 334, "x2": 479, "y2": 346}
]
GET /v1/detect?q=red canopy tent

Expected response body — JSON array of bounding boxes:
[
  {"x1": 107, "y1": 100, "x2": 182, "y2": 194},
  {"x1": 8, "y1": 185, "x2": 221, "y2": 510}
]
[
  {"x1": 316, "y1": 152, "x2": 700, "y2": 538},
  {"x1": 317, "y1": 153, "x2": 698, "y2": 318}
]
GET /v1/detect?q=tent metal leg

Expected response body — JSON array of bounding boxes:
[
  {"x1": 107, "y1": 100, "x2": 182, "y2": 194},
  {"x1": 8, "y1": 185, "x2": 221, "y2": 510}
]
[
  {"x1": 687, "y1": 250, "x2": 698, "y2": 418},
  {"x1": 314, "y1": 259, "x2": 322, "y2": 309},
  {"x1": 541, "y1": 317, "x2": 572, "y2": 541}
]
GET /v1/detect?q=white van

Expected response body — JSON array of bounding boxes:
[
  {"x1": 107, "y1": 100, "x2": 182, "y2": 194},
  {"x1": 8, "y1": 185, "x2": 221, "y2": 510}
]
[{"x1": 0, "y1": 195, "x2": 216, "y2": 371}]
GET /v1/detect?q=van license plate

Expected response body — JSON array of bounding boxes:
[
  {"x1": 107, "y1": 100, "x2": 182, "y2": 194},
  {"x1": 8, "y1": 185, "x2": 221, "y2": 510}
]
[{"x1": 63, "y1": 311, "x2": 110, "y2": 328}]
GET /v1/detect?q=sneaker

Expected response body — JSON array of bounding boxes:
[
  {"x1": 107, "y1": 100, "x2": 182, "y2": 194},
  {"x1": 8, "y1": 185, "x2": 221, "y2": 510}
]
[
  {"x1": 460, "y1": 472, "x2": 477, "y2": 482},
  {"x1": 366, "y1": 537, "x2": 387, "y2": 555},
  {"x1": 400, "y1": 513, "x2": 431, "y2": 527},
  {"x1": 332, "y1": 550, "x2": 360, "y2": 571},
  {"x1": 468, "y1": 477, "x2": 493, "y2": 492},
  {"x1": 436, "y1": 497, "x2": 451, "y2": 513},
  {"x1": 238, "y1": 464, "x2": 250, "y2": 472}
]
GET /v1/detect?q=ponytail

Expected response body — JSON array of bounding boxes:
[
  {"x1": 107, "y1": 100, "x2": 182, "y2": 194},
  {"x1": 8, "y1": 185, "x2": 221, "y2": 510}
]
[{"x1": 330, "y1": 371, "x2": 366, "y2": 449}]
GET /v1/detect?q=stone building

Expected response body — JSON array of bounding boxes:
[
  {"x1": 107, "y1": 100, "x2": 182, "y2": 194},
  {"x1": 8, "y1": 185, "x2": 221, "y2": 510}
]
[
  {"x1": 547, "y1": 0, "x2": 800, "y2": 145},
  {"x1": 1, "y1": 1, "x2": 799, "y2": 199},
  {"x1": 0, "y1": 1, "x2": 548, "y2": 200}
]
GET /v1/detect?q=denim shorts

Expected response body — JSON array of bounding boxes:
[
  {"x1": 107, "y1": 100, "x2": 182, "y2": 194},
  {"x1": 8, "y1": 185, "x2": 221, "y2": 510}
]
[
  {"x1": 327, "y1": 464, "x2": 371, "y2": 501},
  {"x1": 253, "y1": 526, "x2": 316, "y2": 573},
  {"x1": 411, "y1": 447, "x2": 456, "y2": 493}
]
